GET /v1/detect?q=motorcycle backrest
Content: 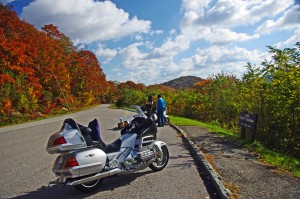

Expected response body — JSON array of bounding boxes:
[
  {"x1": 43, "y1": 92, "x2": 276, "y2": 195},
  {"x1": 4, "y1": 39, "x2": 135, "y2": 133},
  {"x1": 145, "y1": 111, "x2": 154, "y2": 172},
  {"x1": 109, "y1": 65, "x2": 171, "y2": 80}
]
[
  {"x1": 62, "y1": 118, "x2": 79, "y2": 130},
  {"x1": 88, "y1": 119, "x2": 101, "y2": 141}
]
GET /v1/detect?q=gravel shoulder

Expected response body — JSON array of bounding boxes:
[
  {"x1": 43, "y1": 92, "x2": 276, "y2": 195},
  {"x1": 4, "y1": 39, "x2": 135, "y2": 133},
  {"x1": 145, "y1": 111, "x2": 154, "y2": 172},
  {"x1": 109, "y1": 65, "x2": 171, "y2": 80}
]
[{"x1": 179, "y1": 126, "x2": 300, "y2": 199}]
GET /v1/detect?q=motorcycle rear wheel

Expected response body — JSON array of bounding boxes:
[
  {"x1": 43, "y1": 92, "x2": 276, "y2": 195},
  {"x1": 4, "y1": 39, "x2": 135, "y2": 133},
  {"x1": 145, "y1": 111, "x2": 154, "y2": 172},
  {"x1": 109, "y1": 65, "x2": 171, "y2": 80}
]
[
  {"x1": 73, "y1": 178, "x2": 103, "y2": 193},
  {"x1": 149, "y1": 145, "x2": 169, "y2": 171}
]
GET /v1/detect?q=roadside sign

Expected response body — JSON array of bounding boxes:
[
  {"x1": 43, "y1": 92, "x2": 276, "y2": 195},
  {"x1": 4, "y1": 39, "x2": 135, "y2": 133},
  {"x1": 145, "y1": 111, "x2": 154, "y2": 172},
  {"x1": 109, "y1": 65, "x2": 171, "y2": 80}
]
[{"x1": 238, "y1": 112, "x2": 258, "y2": 142}]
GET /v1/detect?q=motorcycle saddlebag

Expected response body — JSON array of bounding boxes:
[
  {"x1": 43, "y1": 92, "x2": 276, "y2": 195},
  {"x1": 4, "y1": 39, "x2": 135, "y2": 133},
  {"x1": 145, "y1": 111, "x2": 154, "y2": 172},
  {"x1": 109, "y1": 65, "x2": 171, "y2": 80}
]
[{"x1": 53, "y1": 148, "x2": 107, "y2": 178}]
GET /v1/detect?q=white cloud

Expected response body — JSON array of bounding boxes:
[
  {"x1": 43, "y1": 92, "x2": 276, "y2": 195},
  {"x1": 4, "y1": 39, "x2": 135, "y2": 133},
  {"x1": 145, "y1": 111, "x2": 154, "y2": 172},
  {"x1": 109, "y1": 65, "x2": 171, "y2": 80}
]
[
  {"x1": 119, "y1": 42, "x2": 150, "y2": 69},
  {"x1": 116, "y1": 34, "x2": 191, "y2": 79},
  {"x1": 174, "y1": 46, "x2": 268, "y2": 79},
  {"x1": 169, "y1": 29, "x2": 177, "y2": 36},
  {"x1": 194, "y1": 46, "x2": 265, "y2": 65},
  {"x1": 275, "y1": 29, "x2": 300, "y2": 48},
  {"x1": 150, "y1": 30, "x2": 164, "y2": 35},
  {"x1": 181, "y1": 0, "x2": 211, "y2": 15},
  {"x1": 180, "y1": 0, "x2": 294, "y2": 45},
  {"x1": 95, "y1": 44, "x2": 118, "y2": 64},
  {"x1": 127, "y1": 68, "x2": 160, "y2": 84},
  {"x1": 114, "y1": 40, "x2": 269, "y2": 85},
  {"x1": 110, "y1": 40, "x2": 183, "y2": 84},
  {"x1": 96, "y1": 45, "x2": 118, "y2": 59},
  {"x1": 182, "y1": 0, "x2": 294, "y2": 27},
  {"x1": 153, "y1": 35, "x2": 190, "y2": 58},
  {"x1": 205, "y1": 28, "x2": 259, "y2": 45},
  {"x1": 21, "y1": 0, "x2": 151, "y2": 44},
  {"x1": 256, "y1": 5, "x2": 300, "y2": 34}
]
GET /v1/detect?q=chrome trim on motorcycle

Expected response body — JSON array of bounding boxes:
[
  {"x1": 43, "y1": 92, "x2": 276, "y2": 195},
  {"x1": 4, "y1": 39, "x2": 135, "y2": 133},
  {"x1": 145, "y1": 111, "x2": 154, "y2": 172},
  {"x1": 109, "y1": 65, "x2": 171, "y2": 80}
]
[{"x1": 67, "y1": 168, "x2": 121, "y2": 186}]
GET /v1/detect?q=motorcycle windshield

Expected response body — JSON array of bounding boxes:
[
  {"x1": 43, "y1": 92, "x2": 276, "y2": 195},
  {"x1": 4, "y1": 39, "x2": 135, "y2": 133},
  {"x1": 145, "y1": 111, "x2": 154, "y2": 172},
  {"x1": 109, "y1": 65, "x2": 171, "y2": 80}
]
[{"x1": 127, "y1": 105, "x2": 147, "y2": 119}]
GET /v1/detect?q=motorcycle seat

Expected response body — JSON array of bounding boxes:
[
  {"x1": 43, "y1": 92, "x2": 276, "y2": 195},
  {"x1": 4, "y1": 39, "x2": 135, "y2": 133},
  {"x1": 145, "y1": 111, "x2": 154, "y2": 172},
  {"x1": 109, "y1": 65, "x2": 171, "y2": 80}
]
[
  {"x1": 92, "y1": 140, "x2": 106, "y2": 151},
  {"x1": 104, "y1": 139, "x2": 122, "y2": 153}
]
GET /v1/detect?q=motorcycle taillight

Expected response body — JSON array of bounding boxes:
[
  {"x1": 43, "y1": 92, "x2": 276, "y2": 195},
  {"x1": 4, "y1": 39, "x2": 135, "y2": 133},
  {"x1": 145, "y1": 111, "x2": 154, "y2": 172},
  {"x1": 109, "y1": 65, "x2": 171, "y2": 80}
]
[
  {"x1": 66, "y1": 157, "x2": 79, "y2": 167},
  {"x1": 53, "y1": 137, "x2": 67, "y2": 145}
]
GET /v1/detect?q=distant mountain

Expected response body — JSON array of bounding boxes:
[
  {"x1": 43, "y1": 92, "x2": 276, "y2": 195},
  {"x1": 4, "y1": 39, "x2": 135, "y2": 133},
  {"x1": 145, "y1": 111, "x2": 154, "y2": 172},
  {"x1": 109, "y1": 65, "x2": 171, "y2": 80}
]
[{"x1": 159, "y1": 76, "x2": 203, "y2": 90}]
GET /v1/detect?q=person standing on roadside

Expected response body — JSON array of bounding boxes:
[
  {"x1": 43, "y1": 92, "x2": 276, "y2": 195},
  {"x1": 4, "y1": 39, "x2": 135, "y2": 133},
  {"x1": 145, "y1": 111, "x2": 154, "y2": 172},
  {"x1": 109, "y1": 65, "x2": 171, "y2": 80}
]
[
  {"x1": 157, "y1": 94, "x2": 166, "y2": 127},
  {"x1": 145, "y1": 95, "x2": 153, "y2": 112},
  {"x1": 145, "y1": 95, "x2": 154, "y2": 117}
]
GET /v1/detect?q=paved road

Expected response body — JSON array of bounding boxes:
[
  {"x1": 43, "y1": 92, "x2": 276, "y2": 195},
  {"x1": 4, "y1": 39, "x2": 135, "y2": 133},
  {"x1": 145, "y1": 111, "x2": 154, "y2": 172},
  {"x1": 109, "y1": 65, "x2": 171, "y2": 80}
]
[{"x1": 0, "y1": 105, "x2": 211, "y2": 199}]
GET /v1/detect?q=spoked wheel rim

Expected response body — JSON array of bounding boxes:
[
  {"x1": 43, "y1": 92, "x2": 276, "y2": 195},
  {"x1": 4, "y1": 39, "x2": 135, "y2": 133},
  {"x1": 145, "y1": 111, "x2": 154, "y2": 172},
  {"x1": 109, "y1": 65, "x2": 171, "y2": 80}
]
[
  {"x1": 149, "y1": 145, "x2": 169, "y2": 171},
  {"x1": 159, "y1": 147, "x2": 168, "y2": 166}
]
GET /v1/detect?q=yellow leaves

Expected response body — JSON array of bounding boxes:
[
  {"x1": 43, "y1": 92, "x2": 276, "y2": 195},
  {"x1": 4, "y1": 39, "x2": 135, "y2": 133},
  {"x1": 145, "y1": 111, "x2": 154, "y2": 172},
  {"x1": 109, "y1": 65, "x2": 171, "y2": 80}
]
[{"x1": 81, "y1": 91, "x2": 96, "y2": 106}]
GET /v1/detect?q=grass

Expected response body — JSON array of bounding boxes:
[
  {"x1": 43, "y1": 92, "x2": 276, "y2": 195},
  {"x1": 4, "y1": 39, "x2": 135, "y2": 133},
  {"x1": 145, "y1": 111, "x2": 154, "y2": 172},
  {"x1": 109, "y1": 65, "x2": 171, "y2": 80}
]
[
  {"x1": 170, "y1": 115, "x2": 239, "y2": 139},
  {"x1": 170, "y1": 115, "x2": 300, "y2": 178}
]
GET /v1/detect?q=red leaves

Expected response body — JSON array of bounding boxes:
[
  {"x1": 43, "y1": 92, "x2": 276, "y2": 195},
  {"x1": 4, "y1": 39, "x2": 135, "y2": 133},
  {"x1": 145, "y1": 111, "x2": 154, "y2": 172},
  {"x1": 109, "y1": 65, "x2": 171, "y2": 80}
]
[
  {"x1": 0, "y1": 5, "x2": 112, "y2": 120},
  {"x1": 0, "y1": 74, "x2": 15, "y2": 85}
]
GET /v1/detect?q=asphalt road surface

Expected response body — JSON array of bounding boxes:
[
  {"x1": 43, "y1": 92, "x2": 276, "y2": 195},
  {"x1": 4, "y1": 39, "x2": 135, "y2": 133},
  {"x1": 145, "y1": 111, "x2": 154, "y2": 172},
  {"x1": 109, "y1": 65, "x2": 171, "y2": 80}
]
[{"x1": 0, "y1": 105, "x2": 210, "y2": 199}]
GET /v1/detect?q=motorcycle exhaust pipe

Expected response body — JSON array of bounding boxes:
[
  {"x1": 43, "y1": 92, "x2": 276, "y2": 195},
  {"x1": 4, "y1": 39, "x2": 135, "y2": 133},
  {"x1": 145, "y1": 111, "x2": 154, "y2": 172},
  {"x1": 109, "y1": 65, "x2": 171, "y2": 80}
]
[{"x1": 67, "y1": 168, "x2": 121, "y2": 186}]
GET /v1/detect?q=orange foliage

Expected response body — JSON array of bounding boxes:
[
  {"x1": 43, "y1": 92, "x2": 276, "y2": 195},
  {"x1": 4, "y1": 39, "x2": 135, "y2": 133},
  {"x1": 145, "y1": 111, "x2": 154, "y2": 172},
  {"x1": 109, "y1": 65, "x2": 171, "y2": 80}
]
[
  {"x1": 0, "y1": 5, "x2": 112, "y2": 121},
  {"x1": 2, "y1": 98, "x2": 12, "y2": 114},
  {"x1": 118, "y1": 81, "x2": 146, "y2": 90},
  {"x1": 193, "y1": 79, "x2": 211, "y2": 88},
  {"x1": 147, "y1": 84, "x2": 175, "y2": 92}
]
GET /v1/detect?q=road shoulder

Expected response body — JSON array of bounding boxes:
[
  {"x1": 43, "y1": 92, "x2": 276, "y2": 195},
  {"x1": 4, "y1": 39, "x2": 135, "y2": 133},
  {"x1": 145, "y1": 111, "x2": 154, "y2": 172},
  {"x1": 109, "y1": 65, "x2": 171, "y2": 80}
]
[{"x1": 172, "y1": 125, "x2": 300, "y2": 199}]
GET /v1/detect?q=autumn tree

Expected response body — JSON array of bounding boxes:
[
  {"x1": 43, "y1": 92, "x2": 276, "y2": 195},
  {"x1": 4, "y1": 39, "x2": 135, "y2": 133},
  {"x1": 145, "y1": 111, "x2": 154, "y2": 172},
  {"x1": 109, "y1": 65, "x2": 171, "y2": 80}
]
[
  {"x1": 0, "y1": 5, "x2": 111, "y2": 124},
  {"x1": 0, "y1": 4, "x2": 42, "y2": 115}
]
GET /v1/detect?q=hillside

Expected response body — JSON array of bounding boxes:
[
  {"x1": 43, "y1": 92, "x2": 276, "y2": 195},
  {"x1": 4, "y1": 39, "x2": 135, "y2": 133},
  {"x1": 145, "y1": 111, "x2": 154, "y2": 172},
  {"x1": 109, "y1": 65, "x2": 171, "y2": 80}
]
[{"x1": 160, "y1": 76, "x2": 203, "y2": 90}]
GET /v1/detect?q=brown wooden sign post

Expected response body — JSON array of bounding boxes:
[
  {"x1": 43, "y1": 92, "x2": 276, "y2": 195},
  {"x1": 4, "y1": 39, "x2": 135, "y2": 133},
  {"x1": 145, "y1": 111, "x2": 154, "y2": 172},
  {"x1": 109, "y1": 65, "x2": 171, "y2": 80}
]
[{"x1": 238, "y1": 112, "x2": 258, "y2": 142}]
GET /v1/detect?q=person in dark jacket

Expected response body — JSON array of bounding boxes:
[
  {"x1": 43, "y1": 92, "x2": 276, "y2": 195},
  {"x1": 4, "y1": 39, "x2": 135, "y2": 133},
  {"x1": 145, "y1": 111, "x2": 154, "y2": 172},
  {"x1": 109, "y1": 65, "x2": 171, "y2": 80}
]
[
  {"x1": 156, "y1": 94, "x2": 166, "y2": 127},
  {"x1": 145, "y1": 95, "x2": 153, "y2": 112},
  {"x1": 144, "y1": 95, "x2": 154, "y2": 117}
]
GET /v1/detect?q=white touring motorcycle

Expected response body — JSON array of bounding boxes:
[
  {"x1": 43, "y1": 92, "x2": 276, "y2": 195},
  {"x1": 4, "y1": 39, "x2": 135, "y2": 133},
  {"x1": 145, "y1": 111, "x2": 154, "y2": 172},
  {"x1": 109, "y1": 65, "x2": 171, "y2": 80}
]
[{"x1": 46, "y1": 105, "x2": 169, "y2": 193}]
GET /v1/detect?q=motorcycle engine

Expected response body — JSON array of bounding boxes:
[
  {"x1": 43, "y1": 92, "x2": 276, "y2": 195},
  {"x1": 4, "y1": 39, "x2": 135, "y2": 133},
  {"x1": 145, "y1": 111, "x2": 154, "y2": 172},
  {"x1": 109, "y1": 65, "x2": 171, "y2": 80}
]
[{"x1": 136, "y1": 149, "x2": 155, "y2": 162}]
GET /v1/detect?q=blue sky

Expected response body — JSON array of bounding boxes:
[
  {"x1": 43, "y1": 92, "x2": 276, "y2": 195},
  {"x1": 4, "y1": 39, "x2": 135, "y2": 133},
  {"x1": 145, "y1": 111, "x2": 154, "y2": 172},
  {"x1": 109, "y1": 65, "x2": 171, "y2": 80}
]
[{"x1": 2, "y1": 0, "x2": 300, "y2": 85}]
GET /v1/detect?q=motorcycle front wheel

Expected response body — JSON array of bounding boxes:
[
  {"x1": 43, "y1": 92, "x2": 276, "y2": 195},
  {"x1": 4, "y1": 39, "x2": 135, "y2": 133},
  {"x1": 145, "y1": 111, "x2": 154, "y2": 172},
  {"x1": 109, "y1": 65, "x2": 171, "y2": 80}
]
[
  {"x1": 164, "y1": 117, "x2": 170, "y2": 125},
  {"x1": 149, "y1": 145, "x2": 169, "y2": 171},
  {"x1": 73, "y1": 178, "x2": 103, "y2": 193}
]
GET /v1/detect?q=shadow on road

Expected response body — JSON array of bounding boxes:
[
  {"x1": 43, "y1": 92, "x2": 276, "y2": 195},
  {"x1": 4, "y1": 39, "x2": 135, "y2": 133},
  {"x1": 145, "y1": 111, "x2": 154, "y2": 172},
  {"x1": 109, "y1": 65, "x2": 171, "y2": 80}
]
[
  {"x1": 10, "y1": 171, "x2": 153, "y2": 199},
  {"x1": 167, "y1": 141, "x2": 221, "y2": 199}
]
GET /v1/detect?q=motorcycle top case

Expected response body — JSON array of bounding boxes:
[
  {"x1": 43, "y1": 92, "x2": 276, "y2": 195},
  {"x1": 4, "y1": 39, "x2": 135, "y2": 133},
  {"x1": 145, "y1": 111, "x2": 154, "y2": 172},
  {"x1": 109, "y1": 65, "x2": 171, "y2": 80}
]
[
  {"x1": 53, "y1": 148, "x2": 107, "y2": 178},
  {"x1": 47, "y1": 123, "x2": 87, "y2": 154}
]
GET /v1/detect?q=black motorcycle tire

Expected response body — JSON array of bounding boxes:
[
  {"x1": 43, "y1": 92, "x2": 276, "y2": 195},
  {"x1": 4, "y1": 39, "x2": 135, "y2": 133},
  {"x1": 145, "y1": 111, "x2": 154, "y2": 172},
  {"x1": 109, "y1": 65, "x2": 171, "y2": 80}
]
[
  {"x1": 149, "y1": 145, "x2": 169, "y2": 172},
  {"x1": 73, "y1": 178, "x2": 103, "y2": 193}
]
